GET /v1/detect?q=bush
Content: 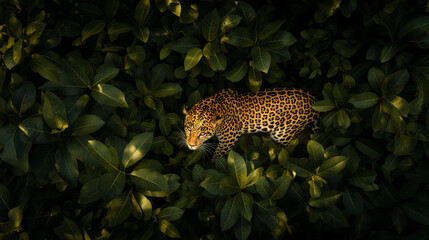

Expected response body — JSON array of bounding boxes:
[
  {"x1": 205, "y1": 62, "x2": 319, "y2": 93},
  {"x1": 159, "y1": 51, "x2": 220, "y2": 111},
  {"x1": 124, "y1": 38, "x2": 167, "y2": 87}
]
[{"x1": 0, "y1": 0, "x2": 428, "y2": 239}]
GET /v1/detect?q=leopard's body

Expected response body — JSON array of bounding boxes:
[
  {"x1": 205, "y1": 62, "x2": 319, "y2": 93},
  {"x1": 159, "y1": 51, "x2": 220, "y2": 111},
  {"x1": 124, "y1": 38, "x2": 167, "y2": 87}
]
[{"x1": 183, "y1": 88, "x2": 319, "y2": 162}]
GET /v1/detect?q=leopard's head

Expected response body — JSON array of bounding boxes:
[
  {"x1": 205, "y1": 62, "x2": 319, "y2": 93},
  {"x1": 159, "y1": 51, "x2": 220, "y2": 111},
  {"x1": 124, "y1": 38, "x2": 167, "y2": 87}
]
[{"x1": 183, "y1": 105, "x2": 222, "y2": 150}]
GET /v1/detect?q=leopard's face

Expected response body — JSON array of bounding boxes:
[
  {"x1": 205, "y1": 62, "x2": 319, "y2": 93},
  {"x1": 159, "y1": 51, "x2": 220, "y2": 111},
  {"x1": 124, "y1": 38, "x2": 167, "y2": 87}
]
[{"x1": 183, "y1": 106, "x2": 221, "y2": 150}]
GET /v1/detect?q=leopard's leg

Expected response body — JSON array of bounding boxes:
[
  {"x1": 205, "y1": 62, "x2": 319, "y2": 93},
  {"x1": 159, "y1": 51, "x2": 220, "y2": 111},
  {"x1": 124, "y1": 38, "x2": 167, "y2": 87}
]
[
  {"x1": 270, "y1": 126, "x2": 302, "y2": 146},
  {"x1": 211, "y1": 116, "x2": 242, "y2": 162}
]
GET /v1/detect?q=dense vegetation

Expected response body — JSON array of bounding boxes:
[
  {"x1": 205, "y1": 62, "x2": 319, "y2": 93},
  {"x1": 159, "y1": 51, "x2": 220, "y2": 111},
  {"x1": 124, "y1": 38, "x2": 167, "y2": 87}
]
[{"x1": 0, "y1": 0, "x2": 428, "y2": 239}]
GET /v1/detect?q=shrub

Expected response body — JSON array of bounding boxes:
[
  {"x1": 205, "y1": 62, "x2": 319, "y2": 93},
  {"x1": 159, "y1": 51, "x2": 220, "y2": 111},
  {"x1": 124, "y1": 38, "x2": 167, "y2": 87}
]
[{"x1": 0, "y1": 0, "x2": 428, "y2": 239}]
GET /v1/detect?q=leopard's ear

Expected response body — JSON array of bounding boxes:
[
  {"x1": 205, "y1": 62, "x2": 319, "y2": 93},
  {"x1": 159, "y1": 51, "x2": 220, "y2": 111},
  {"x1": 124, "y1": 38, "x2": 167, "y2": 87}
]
[
  {"x1": 212, "y1": 116, "x2": 223, "y2": 128},
  {"x1": 182, "y1": 105, "x2": 189, "y2": 115}
]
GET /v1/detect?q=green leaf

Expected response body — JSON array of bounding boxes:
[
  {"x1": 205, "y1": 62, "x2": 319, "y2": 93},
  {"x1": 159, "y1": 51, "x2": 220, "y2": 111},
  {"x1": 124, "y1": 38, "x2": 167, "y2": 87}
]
[
  {"x1": 332, "y1": 83, "x2": 348, "y2": 105},
  {"x1": 309, "y1": 190, "x2": 343, "y2": 208},
  {"x1": 307, "y1": 140, "x2": 324, "y2": 167},
  {"x1": 122, "y1": 132, "x2": 153, "y2": 168},
  {"x1": 319, "y1": 206, "x2": 349, "y2": 228},
  {"x1": 66, "y1": 135, "x2": 101, "y2": 167},
  {"x1": 87, "y1": 140, "x2": 119, "y2": 171},
  {"x1": 135, "y1": 0, "x2": 151, "y2": 26},
  {"x1": 82, "y1": 19, "x2": 105, "y2": 41},
  {"x1": 336, "y1": 110, "x2": 350, "y2": 129},
  {"x1": 382, "y1": 95, "x2": 409, "y2": 117},
  {"x1": 208, "y1": 52, "x2": 227, "y2": 71},
  {"x1": 384, "y1": 69, "x2": 409, "y2": 96},
  {"x1": 79, "y1": 178, "x2": 101, "y2": 204},
  {"x1": 107, "y1": 21, "x2": 133, "y2": 35},
  {"x1": 25, "y1": 21, "x2": 46, "y2": 45},
  {"x1": 288, "y1": 158, "x2": 312, "y2": 178},
  {"x1": 200, "y1": 169, "x2": 226, "y2": 196},
  {"x1": 134, "y1": 25, "x2": 150, "y2": 43},
  {"x1": 12, "y1": 39, "x2": 22, "y2": 65},
  {"x1": 367, "y1": 67, "x2": 384, "y2": 91},
  {"x1": 380, "y1": 43, "x2": 398, "y2": 63},
  {"x1": 220, "y1": 176, "x2": 241, "y2": 195},
  {"x1": 170, "y1": 36, "x2": 201, "y2": 54},
  {"x1": 70, "y1": 114, "x2": 105, "y2": 136},
  {"x1": 403, "y1": 202, "x2": 429, "y2": 226},
  {"x1": 30, "y1": 54, "x2": 61, "y2": 82},
  {"x1": 0, "y1": 183, "x2": 13, "y2": 217},
  {"x1": 228, "y1": 151, "x2": 247, "y2": 189},
  {"x1": 8, "y1": 205, "x2": 24, "y2": 229},
  {"x1": 259, "y1": 19, "x2": 285, "y2": 40},
  {"x1": 64, "y1": 94, "x2": 89, "y2": 124},
  {"x1": 261, "y1": 30, "x2": 296, "y2": 49},
  {"x1": 255, "y1": 178, "x2": 272, "y2": 199},
  {"x1": 392, "y1": 207, "x2": 407, "y2": 234},
  {"x1": 349, "y1": 92, "x2": 379, "y2": 108},
  {"x1": 340, "y1": 0, "x2": 357, "y2": 17},
  {"x1": 248, "y1": 65, "x2": 262, "y2": 91},
  {"x1": 221, "y1": 197, "x2": 240, "y2": 231},
  {"x1": 333, "y1": 39, "x2": 359, "y2": 57},
  {"x1": 202, "y1": 9, "x2": 220, "y2": 41},
  {"x1": 271, "y1": 175, "x2": 293, "y2": 200},
  {"x1": 184, "y1": 48, "x2": 203, "y2": 71},
  {"x1": 157, "y1": 206, "x2": 184, "y2": 221},
  {"x1": 19, "y1": 117, "x2": 50, "y2": 144},
  {"x1": 226, "y1": 27, "x2": 255, "y2": 48},
  {"x1": 233, "y1": 217, "x2": 251, "y2": 240},
  {"x1": 221, "y1": 14, "x2": 242, "y2": 32},
  {"x1": 130, "y1": 168, "x2": 169, "y2": 191},
  {"x1": 98, "y1": 171, "x2": 126, "y2": 201},
  {"x1": 399, "y1": 16, "x2": 429, "y2": 39},
  {"x1": 150, "y1": 83, "x2": 182, "y2": 98},
  {"x1": 317, "y1": 156, "x2": 348, "y2": 178},
  {"x1": 246, "y1": 167, "x2": 263, "y2": 187},
  {"x1": 43, "y1": 91, "x2": 69, "y2": 131},
  {"x1": 355, "y1": 139, "x2": 382, "y2": 158},
  {"x1": 236, "y1": 1, "x2": 256, "y2": 25},
  {"x1": 226, "y1": 60, "x2": 248, "y2": 82},
  {"x1": 235, "y1": 192, "x2": 252, "y2": 221},
  {"x1": 55, "y1": 148, "x2": 79, "y2": 187},
  {"x1": 135, "y1": 192, "x2": 152, "y2": 221},
  {"x1": 91, "y1": 83, "x2": 128, "y2": 108},
  {"x1": 347, "y1": 169, "x2": 377, "y2": 190},
  {"x1": 342, "y1": 185, "x2": 363, "y2": 215},
  {"x1": 93, "y1": 66, "x2": 119, "y2": 85},
  {"x1": 312, "y1": 99, "x2": 335, "y2": 112},
  {"x1": 251, "y1": 47, "x2": 271, "y2": 74},
  {"x1": 11, "y1": 81, "x2": 36, "y2": 114},
  {"x1": 0, "y1": 125, "x2": 30, "y2": 172},
  {"x1": 54, "y1": 217, "x2": 83, "y2": 240},
  {"x1": 158, "y1": 219, "x2": 181, "y2": 238},
  {"x1": 62, "y1": 58, "x2": 92, "y2": 88},
  {"x1": 107, "y1": 190, "x2": 133, "y2": 227}
]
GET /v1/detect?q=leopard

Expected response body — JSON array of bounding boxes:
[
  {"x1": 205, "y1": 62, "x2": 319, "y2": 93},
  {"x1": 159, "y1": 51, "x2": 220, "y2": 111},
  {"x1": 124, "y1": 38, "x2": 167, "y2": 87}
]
[{"x1": 182, "y1": 88, "x2": 319, "y2": 162}]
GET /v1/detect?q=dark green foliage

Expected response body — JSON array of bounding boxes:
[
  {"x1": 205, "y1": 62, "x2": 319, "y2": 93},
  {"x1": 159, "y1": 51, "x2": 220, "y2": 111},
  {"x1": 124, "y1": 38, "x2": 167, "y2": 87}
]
[{"x1": 0, "y1": 0, "x2": 428, "y2": 239}]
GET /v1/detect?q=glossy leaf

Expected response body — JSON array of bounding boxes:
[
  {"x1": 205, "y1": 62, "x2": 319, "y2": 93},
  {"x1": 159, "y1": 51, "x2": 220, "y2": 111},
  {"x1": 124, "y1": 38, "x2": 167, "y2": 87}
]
[
  {"x1": 157, "y1": 206, "x2": 184, "y2": 221},
  {"x1": 43, "y1": 91, "x2": 68, "y2": 131},
  {"x1": 122, "y1": 132, "x2": 153, "y2": 168},
  {"x1": 251, "y1": 47, "x2": 271, "y2": 74},
  {"x1": 87, "y1": 140, "x2": 119, "y2": 171},
  {"x1": 93, "y1": 66, "x2": 119, "y2": 85},
  {"x1": 82, "y1": 19, "x2": 105, "y2": 41},
  {"x1": 71, "y1": 114, "x2": 105, "y2": 136},
  {"x1": 317, "y1": 156, "x2": 348, "y2": 178},
  {"x1": 130, "y1": 168, "x2": 169, "y2": 191},
  {"x1": 228, "y1": 151, "x2": 247, "y2": 189},
  {"x1": 202, "y1": 9, "x2": 220, "y2": 41},
  {"x1": 221, "y1": 197, "x2": 240, "y2": 231},
  {"x1": 54, "y1": 217, "x2": 83, "y2": 240},
  {"x1": 349, "y1": 92, "x2": 379, "y2": 108},
  {"x1": 184, "y1": 48, "x2": 203, "y2": 71},
  {"x1": 91, "y1": 83, "x2": 128, "y2": 108}
]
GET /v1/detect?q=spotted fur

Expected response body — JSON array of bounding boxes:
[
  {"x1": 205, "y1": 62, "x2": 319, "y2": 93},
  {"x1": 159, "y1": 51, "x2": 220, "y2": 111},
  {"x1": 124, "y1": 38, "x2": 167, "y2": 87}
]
[{"x1": 183, "y1": 88, "x2": 319, "y2": 162}]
